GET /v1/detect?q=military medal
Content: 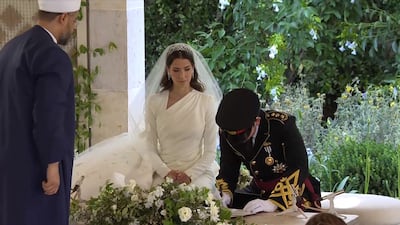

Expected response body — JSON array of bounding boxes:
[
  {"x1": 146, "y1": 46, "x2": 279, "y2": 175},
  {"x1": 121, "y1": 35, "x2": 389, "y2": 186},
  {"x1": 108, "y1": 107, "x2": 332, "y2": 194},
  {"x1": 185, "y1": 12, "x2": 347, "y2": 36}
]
[
  {"x1": 265, "y1": 156, "x2": 275, "y2": 166},
  {"x1": 263, "y1": 142, "x2": 275, "y2": 166}
]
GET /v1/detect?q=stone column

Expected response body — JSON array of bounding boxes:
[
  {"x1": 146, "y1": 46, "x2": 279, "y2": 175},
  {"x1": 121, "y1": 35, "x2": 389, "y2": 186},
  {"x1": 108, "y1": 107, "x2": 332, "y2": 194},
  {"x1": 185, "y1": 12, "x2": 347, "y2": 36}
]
[{"x1": 84, "y1": 0, "x2": 144, "y2": 145}]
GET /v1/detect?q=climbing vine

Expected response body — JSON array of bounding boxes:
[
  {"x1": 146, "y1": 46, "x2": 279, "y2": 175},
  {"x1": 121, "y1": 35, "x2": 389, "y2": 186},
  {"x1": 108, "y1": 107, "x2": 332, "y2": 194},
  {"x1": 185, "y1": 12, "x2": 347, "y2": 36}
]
[
  {"x1": 73, "y1": 42, "x2": 116, "y2": 153},
  {"x1": 73, "y1": 0, "x2": 117, "y2": 153}
]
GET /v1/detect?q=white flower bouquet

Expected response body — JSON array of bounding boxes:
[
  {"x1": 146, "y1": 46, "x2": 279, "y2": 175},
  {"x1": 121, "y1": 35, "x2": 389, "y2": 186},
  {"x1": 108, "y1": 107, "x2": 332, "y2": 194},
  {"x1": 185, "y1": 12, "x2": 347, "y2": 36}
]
[{"x1": 70, "y1": 178, "x2": 249, "y2": 225}]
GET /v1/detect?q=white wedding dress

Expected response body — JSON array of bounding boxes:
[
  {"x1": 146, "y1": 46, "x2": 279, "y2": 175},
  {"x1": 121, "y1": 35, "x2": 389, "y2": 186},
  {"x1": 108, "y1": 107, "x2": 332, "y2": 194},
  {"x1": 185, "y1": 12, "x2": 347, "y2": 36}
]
[
  {"x1": 71, "y1": 90, "x2": 219, "y2": 200},
  {"x1": 71, "y1": 43, "x2": 222, "y2": 200},
  {"x1": 71, "y1": 132, "x2": 153, "y2": 200},
  {"x1": 145, "y1": 90, "x2": 219, "y2": 188}
]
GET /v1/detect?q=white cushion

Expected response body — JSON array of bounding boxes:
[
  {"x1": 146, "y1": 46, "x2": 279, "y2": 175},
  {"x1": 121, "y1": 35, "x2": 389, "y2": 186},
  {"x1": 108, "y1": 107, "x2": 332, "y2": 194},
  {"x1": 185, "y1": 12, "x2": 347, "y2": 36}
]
[{"x1": 321, "y1": 192, "x2": 400, "y2": 225}]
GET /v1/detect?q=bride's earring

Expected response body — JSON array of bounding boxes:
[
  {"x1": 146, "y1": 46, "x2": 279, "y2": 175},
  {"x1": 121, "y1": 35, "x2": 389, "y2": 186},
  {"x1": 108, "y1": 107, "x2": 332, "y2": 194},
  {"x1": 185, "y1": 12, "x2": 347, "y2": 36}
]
[{"x1": 167, "y1": 73, "x2": 171, "y2": 80}]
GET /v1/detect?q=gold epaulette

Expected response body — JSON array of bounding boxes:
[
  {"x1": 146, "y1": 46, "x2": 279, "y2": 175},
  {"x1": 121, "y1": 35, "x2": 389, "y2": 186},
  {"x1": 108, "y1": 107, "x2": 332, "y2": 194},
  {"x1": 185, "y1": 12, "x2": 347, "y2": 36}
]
[{"x1": 265, "y1": 110, "x2": 289, "y2": 124}]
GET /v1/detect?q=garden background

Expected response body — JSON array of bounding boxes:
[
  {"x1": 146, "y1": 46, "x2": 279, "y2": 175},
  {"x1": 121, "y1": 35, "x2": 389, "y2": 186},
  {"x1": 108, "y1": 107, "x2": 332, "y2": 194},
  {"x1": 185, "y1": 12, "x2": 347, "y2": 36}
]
[
  {"x1": 145, "y1": 0, "x2": 400, "y2": 198},
  {"x1": 1, "y1": 0, "x2": 399, "y2": 198}
]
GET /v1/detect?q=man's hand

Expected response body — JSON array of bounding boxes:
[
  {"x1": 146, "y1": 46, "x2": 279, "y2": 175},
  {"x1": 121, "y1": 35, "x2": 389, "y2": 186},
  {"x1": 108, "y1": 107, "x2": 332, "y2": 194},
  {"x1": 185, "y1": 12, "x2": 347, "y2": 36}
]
[
  {"x1": 243, "y1": 199, "x2": 277, "y2": 213},
  {"x1": 42, "y1": 162, "x2": 60, "y2": 195},
  {"x1": 221, "y1": 192, "x2": 232, "y2": 207}
]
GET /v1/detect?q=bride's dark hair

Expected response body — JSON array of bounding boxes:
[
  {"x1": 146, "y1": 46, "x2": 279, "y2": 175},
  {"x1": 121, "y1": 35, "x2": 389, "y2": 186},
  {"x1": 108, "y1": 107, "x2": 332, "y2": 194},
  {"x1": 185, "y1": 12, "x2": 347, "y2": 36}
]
[{"x1": 159, "y1": 44, "x2": 204, "y2": 92}]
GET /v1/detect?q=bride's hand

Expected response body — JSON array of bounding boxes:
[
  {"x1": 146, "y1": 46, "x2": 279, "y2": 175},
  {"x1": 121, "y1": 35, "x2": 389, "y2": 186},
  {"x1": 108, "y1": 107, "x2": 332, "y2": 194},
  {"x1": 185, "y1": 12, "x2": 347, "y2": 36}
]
[
  {"x1": 166, "y1": 170, "x2": 180, "y2": 180},
  {"x1": 175, "y1": 171, "x2": 191, "y2": 184},
  {"x1": 166, "y1": 170, "x2": 191, "y2": 184}
]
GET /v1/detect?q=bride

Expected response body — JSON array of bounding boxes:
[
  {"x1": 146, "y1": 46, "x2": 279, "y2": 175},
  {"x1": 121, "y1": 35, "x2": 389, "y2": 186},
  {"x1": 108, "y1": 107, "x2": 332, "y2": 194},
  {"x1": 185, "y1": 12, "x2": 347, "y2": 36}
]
[{"x1": 72, "y1": 43, "x2": 222, "y2": 200}]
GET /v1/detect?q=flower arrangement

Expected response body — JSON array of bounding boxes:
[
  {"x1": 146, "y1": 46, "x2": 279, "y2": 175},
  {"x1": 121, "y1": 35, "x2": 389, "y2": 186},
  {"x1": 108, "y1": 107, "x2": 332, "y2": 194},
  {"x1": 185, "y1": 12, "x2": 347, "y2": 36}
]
[
  {"x1": 237, "y1": 166, "x2": 253, "y2": 189},
  {"x1": 70, "y1": 178, "x2": 249, "y2": 225}
]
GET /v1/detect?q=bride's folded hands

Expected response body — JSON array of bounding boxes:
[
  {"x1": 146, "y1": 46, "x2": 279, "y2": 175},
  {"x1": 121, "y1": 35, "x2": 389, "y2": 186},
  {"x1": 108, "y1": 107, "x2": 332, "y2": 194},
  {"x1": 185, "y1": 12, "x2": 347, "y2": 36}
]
[
  {"x1": 166, "y1": 170, "x2": 191, "y2": 184},
  {"x1": 176, "y1": 171, "x2": 191, "y2": 184}
]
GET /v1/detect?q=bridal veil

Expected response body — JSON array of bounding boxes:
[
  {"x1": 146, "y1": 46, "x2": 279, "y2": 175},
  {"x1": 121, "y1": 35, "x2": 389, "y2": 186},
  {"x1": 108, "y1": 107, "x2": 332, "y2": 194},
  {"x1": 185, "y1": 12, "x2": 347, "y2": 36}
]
[{"x1": 72, "y1": 43, "x2": 222, "y2": 199}]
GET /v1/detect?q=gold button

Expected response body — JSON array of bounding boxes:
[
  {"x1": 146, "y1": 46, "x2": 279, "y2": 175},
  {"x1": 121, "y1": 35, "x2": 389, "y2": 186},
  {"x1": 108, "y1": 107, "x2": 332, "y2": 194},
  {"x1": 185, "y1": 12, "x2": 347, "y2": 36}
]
[
  {"x1": 251, "y1": 161, "x2": 256, "y2": 165},
  {"x1": 261, "y1": 190, "x2": 266, "y2": 194},
  {"x1": 254, "y1": 171, "x2": 259, "y2": 176}
]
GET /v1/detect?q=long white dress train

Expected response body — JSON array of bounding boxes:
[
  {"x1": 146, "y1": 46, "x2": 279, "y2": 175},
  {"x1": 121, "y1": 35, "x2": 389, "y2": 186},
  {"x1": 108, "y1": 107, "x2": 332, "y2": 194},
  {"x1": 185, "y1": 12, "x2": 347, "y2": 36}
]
[{"x1": 71, "y1": 133, "x2": 153, "y2": 200}]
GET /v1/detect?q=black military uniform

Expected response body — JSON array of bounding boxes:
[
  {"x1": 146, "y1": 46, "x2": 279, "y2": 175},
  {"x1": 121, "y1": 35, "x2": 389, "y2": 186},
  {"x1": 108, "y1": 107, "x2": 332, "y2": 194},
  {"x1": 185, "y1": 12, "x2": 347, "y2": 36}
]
[{"x1": 215, "y1": 88, "x2": 321, "y2": 211}]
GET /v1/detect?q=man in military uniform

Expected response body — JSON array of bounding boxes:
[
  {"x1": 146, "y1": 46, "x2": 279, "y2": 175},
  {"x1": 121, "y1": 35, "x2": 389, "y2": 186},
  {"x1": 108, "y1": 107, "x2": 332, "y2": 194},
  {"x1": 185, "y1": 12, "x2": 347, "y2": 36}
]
[{"x1": 215, "y1": 88, "x2": 321, "y2": 213}]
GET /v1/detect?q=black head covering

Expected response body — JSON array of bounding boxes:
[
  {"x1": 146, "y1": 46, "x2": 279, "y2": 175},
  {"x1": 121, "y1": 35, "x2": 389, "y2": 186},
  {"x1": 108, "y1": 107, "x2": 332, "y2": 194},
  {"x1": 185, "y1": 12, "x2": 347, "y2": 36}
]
[{"x1": 216, "y1": 88, "x2": 260, "y2": 131}]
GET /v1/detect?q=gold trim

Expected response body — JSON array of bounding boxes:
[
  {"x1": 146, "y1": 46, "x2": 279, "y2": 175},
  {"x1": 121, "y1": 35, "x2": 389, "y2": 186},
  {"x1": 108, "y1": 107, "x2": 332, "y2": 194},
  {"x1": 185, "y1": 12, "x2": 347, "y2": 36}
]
[
  {"x1": 216, "y1": 179, "x2": 233, "y2": 198},
  {"x1": 265, "y1": 110, "x2": 289, "y2": 124},
  {"x1": 268, "y1": 170, "x2": 301, "y2": 210}
]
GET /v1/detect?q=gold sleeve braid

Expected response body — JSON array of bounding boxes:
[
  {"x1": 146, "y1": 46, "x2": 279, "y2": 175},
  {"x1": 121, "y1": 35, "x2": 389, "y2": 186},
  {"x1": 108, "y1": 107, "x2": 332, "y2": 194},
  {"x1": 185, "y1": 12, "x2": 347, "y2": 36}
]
[
  {"x1": 268, "y1": 169, "x2": 305, "y2": 211},
  {"x1": 216, "y1": 179, "x2": 233, "y2": 198}
]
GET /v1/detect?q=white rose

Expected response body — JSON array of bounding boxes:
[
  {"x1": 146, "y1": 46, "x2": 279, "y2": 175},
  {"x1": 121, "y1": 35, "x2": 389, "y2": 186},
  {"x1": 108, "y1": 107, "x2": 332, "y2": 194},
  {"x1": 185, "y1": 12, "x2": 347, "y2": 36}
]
[
  {"x1": 128, "y1": 179, "x2": 137, "y2": 191},
  {"x1": 178, "y1": 207, "x2": 192, "y2": 222}
]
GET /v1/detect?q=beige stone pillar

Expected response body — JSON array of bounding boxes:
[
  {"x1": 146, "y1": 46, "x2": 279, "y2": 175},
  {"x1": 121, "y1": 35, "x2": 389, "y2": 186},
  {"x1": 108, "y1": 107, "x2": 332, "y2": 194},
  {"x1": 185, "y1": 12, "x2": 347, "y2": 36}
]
[{"x1": 82, "y1": 0, "x2": 144, "y2": 145}]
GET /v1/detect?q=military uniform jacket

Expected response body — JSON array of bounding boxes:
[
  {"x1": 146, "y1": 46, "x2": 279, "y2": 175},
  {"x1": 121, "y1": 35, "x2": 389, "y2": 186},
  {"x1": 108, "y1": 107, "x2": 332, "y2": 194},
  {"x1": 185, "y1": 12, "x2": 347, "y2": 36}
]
[{"x1": 216, "y1": 110, "x2": 320, "y2": 210}]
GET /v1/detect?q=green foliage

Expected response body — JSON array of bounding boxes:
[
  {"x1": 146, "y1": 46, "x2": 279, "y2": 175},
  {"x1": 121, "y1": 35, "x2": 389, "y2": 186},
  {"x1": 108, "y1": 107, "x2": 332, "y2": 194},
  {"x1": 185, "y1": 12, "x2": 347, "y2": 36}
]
[
  {"x1": 70, "y1": 179, "x2": 249, "y2": 225},
  {"x1": 189, "y1": 1, "x2": 400, "y2": 111},
  {"x1": 194, "y1": 2, "x2": 275, "y2": 96},
  {"x1": 268, "y1": 82, "x2": 325, "y2": 150},
  {"x1": 145, "y1": 0, "x2": 400, "y2": 114},
  {"x1": 237, "y1": 166, "x2": 253, "y2": 190},
  {"x1": 307, "y1": 83, "x2": 400, "y2": 196},
  {"x1": 73, "y1": 39, "x2": 117, "y2": 152},
  {"x1": 328, "y1": 82, "x2": 400, "y2": 147},
  {"x1": 256, "y1": 80, "x2": 400, "y2": 197},
  {"x1": 143, "y1": 0, "x2": 400, "y2": 197},
  {"x1": 144, "y1": 0, "x2": 219, "y2": 75},
  {"x1": 312, "y1": 139, "x2": 398, "y2": 196}
]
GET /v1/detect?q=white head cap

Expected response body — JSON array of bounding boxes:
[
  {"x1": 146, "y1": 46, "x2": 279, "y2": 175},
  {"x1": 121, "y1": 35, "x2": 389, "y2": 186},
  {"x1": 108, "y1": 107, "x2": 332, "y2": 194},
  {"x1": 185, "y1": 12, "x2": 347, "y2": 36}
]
[{"x1": 38, "y1": 0, "x2": 81, "y2": 13}]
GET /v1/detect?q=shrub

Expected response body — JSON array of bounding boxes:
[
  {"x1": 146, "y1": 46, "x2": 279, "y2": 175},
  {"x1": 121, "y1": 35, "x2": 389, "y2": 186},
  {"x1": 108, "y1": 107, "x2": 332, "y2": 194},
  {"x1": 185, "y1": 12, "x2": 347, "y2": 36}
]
[
  {"x1": 311, "y1": 139, "x2": 398, "y2": 196},
  {"x1": 308, "y1": 83, "x2": 400, "y2": 197},
  {"x1": 267, "y1": 81, "x2": 400, "y2": 197}
]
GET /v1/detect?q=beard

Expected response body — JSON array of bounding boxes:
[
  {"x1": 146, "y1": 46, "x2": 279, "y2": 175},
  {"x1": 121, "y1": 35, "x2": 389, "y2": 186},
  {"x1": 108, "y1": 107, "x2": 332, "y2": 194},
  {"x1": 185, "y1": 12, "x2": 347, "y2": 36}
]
[{"x1": 58, "y1": 31, "x2": 72, "y2": 46}]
